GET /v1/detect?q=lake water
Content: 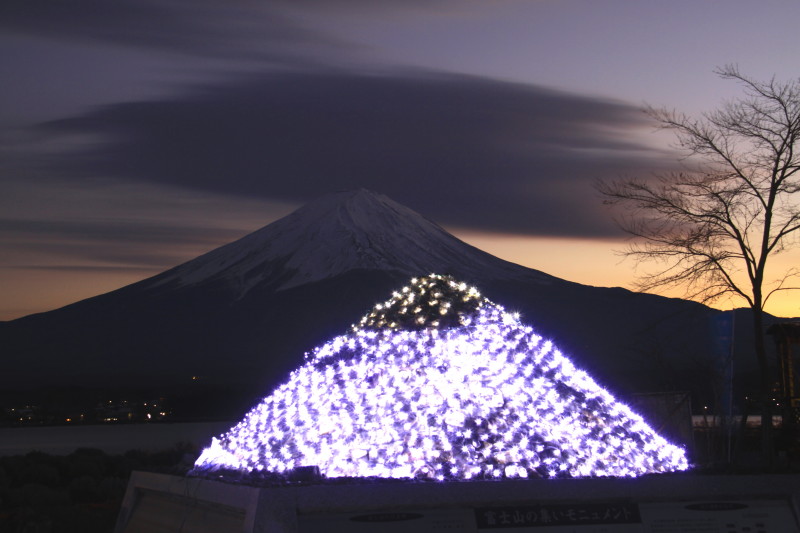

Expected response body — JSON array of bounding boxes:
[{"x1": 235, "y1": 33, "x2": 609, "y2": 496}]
[{"x1": 0, "y1": 420, "x2": 234, "y2": 456}]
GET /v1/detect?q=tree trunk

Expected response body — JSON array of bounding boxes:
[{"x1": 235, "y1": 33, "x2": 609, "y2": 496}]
[{"x1": 752, "y1": 307, "x2": 774, "y2": 468}]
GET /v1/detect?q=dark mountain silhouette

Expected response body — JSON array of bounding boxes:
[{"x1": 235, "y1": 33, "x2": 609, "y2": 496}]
[{"x1": 0, "y1": 190, "x2": 783, "y2": 418}]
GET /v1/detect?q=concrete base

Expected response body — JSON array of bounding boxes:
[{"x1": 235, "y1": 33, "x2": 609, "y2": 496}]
[{"x1": 114, "y1": 471, "x2": 800, "y2": 532}]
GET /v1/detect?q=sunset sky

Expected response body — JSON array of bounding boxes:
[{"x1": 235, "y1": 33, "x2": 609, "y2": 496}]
[{"x1": 1, "y1": 0, "x2": 799, "y2": 321}]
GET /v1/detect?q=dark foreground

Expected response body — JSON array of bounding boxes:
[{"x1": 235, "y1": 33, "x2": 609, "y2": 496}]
[
  {"x1": 2, "y1": 421, "x2": 798, "y2": 533},
  {"x1": 0, "y1": 445, "x2": 195, "y2": 533}
]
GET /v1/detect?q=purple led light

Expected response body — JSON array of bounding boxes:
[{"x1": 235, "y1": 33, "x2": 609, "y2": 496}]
[{"x1": 194, "y1": 275, "x2": 689, "y2": 479}]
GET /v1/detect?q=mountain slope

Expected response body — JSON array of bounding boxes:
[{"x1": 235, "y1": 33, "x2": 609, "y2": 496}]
[
  {"x1": 144, "y1": 188, "x2": 553, "y2": 294},
  {"x1": 0, "y1": 189, "x2": 768, "y2": 418}
]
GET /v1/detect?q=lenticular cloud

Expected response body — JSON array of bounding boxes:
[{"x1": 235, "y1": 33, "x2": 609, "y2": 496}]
[{"x1": 194, "y1": 275, "x2": 688, "y2": 480}]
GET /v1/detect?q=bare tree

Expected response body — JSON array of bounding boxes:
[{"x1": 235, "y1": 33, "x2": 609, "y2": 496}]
[{"x1": 598, "y1": 65, "x2": 800, "y2": 465}]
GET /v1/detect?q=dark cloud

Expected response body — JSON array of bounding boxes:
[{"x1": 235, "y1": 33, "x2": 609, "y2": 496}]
[
  {"x1": 41, "y1": 69, "x2": 675, "y2": 238},
  {"x1": 0, "y1": 217, "x2": 249, "y2": 268},
  {"x1": 0, "y1": 0, "x2": 348, "y2": 60},
  {"x1": 0, "y1": 218, "x2": 238, "y2": 246},
  {"x1": 2, "y1": 265, "x2": 163, "y2": 274}
]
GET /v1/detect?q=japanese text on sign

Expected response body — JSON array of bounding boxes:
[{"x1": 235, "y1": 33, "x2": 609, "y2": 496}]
[{"x1": 475, "y1": 503, "x2": 641, "y2": 529}]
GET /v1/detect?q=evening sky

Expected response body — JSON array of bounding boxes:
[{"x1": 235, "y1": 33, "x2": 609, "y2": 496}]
[{"x1": 1, "y1": 0, "x2": 799, "y2": 319}]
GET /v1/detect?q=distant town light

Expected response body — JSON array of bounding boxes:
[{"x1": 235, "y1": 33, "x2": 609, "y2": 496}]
[{"x1": 194, "y1": 275, "x2": 688, "y2": 480}]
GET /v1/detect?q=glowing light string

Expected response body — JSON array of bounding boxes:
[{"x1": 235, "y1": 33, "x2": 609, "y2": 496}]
[{"x1": 194, "y1": 274, "x2": 688, "y2": 480}]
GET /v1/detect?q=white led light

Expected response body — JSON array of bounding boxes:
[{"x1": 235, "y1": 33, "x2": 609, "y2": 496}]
[{"x1": 194, "y1": 274, "x2": 689, "y2": 480}]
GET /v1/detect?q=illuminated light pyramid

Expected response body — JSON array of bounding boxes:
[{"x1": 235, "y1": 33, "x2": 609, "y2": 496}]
[{"x1": 193, "y1": 274, "x2": 689, "y2": 480}]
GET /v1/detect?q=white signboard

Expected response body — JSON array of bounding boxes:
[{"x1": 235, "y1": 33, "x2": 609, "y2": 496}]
[
  {"x1": 299, "y1": 508, "x2": 478, "y2": 532},
  {"x1": 639, "y1": 500, "x2": 799, "y2": 533},
  {"x1": 299, "y1": 499, "x2": 799, "y2": 533}
]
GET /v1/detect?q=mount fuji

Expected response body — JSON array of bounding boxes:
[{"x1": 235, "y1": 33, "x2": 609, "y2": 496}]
[
  {"x1": 144, "y1": 188, "x2": 551, "y2": 298},
  {"x1": 0, "y1": 190, "x2": 757, "y2": 417}
]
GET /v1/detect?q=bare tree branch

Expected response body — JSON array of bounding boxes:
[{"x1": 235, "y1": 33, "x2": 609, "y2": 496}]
[{"x1": 597, "y1": 68, "x2": 800, "y2": 463}]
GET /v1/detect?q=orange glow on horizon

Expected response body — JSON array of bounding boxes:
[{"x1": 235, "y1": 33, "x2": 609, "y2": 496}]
[
  {"x1": 1, "y1": 231, "x2": 797, "y2": 322},
  {"x1": 0, "y1": 267, "x2": 158, "y2": 321},
  {"x1": 453, "y1": 229, "x2": 800, "y2": 319}
]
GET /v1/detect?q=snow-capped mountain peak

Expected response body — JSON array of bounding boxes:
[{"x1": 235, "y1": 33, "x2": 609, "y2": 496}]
[{"x1": 151, "y1": 189, "x2": 547, "y2": 295}]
